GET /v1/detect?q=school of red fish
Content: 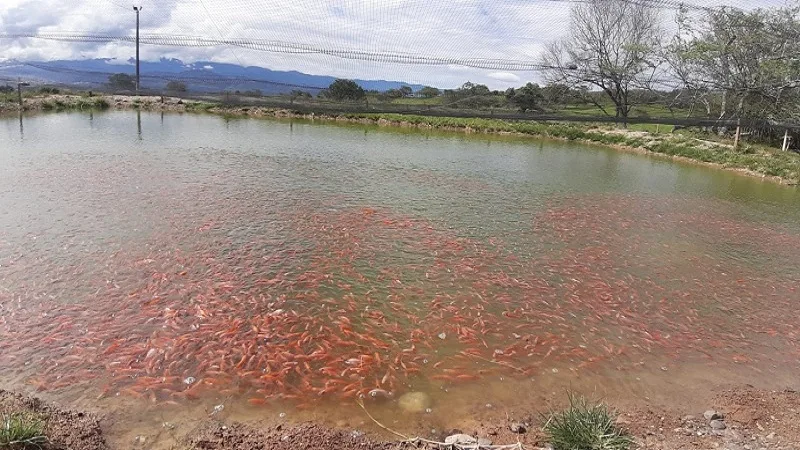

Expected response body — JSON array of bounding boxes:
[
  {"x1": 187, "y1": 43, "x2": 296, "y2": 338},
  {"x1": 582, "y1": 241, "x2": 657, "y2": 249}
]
[{"x1": 0, "y1": 194, "x2": 799, "y2": 410}]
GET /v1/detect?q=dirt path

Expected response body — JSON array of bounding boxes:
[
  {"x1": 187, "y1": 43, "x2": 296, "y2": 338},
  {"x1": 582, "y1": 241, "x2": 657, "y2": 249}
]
[{"x1": 2, "y1": 385, "x2": 797, "y2": 450}]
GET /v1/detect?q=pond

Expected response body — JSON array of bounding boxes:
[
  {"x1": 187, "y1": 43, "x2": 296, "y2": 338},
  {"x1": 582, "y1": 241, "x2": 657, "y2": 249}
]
[{"x1": 1, "y1": 111, "x2": 799, "y2": 447}]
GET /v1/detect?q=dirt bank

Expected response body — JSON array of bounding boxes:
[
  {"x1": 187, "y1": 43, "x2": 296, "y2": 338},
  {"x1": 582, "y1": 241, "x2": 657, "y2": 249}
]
[
  {"x1": 2, "y1": 385, "x2": 797, "y2": 450},
  {"x1": 0, "y1": 389, "x2": 107, "y2": 450}
]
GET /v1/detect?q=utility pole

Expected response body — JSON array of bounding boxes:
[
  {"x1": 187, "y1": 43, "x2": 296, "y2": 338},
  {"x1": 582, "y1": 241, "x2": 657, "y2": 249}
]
[{"x1": 133, "y1": 6, "x2": 142, "y2": 94}]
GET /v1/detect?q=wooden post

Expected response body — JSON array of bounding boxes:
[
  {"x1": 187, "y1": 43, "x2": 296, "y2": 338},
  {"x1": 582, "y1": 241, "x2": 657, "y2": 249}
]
[
  {"x1": 16, "y1": 79, "x2": 29, "y2": 108},
  {"x1": 782, "y1": 129, "x2": 790, "y2": 151},
  {"x1": 733, "y1": 119, "x2": 741, "y2": 150}
]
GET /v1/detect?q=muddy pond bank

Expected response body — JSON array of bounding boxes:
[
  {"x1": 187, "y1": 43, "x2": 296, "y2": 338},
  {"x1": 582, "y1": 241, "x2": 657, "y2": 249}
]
[{"x1": 2, "y1": 385, "x2": 798, "y2": 450}]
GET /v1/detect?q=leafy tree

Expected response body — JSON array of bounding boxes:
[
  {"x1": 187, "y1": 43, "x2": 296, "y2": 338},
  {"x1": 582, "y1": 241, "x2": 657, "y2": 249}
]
[
  {"x1": 443, "y1": 82, "x2": 494, "y2": 108},
  {"x1": 384, "y1": 88, "x2": 405, "y2": 99},
  {"x1": 165, "y1": 81, "x2": 187, "y2": 92},
  {"x1": 419, "y1": 86, "x2": 440, "y2": 98},
  {"x1": 399, "y1": 86, "x2": 413, "y2": 97},
  {"x1": 108, "y1": 73, "x2": 136, "y2": 90},
  {"x1": 326, "y1": 79, "x2": 366, "y2": 101},
  {"x1": 541, "y1": 0, "x2": 662, "y2": 120},
  {"x1": 509, "y1": 83, "x2": 544, "y2": 112}
]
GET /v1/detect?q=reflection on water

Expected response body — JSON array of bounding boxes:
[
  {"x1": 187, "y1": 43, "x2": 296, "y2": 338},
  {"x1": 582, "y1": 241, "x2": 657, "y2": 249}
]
[{"x1": 1, "y1": 112, "x2": 799, "y2": 448}]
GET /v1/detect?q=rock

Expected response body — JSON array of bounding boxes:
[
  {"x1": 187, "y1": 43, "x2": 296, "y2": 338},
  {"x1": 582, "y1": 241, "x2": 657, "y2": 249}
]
[
  {"x1": 398, "y1": 392, "x2": 432, "y2": 413},
  {"x1": 477, "y1": 438, "x2": 493, "y2": 447},
  {"x1": 682, "y1": 415, "x2": 697, "y2": 422},
  {"x1": 710, "y1": 420, "x2": 727, "y2": 430},
  {"x1": 766, "y1": 432, "x2": 776, "y2": 440},
  {"x1": 445, "y1": 434, "x2": 477, "y2": 445},
  {"x1": 704, "y1": 410, "x2": 724, "y2": 421},
  {"x1": 438, "y1": 332, "x2": 447, "y2": 340},
  {"x1": 509, "y1": 422, "x2": 526, "y2": 434}
]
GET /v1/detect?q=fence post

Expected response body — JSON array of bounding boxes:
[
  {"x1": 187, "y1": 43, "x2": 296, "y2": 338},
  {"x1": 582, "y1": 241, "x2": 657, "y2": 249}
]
[
  {"x1": 782, "y1": 129, "x2": 790, "y2": 151},
  {"x1": 733, "y1": 119, "x2": 741, "y2": 150}
]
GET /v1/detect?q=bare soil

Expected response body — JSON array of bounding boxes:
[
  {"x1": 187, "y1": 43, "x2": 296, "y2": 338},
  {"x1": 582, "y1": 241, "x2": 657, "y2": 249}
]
[
  {"x1": 2, "y1": 385, "x2": 798, "y2": 450},
  {"x1": 0, "y1": 389, "x2": 107, "y2": 450}
]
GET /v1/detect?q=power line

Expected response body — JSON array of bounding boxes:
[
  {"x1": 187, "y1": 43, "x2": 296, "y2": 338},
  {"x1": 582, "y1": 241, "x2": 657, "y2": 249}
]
[
  {"x1": 195, "y1": 0, "x2": 245, "y2": 67},
  {"x1": 0, "y1": 31, "x2": 563, "y2": 71}
]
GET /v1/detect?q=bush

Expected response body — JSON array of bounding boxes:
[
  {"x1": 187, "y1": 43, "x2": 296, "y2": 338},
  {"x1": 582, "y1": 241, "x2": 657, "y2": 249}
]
[
  {"x1": 38, "y1": 87, "x2": 60, "y2": 95},
  {"x1": 543, "y1": 394, "x2": 632, "y2": 450},
  {"x1": 0, "y1": 412, "x2": 47, "y2": 447}
]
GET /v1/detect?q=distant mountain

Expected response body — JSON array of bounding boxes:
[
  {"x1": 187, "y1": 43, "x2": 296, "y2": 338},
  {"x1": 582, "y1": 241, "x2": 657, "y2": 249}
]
[{"x1": 0, "y1": 58, "x2": 426, "y2": 94}]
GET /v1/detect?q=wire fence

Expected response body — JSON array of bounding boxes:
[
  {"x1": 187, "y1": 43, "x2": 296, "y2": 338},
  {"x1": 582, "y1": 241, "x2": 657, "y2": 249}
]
[{"x1": 1, "y1": 0, "x2": 799, "y2": 148}]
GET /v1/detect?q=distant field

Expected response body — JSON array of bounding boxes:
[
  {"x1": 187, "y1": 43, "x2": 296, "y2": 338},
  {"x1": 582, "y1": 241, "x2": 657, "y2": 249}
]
[{"x1": 390, "y1": 97, "x2": 443, "y2": 105}]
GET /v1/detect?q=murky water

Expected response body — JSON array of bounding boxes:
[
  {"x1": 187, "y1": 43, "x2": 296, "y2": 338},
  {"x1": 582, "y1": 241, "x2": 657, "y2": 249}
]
[{"x1": 1, "y1": 111, "x2": 799, "y2": 447}]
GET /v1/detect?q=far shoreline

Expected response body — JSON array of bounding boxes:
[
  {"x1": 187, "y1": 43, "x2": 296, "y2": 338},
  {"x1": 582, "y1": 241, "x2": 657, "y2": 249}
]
[{"x1": 3, "y1": 93, "x2": 799, "y2": 186}]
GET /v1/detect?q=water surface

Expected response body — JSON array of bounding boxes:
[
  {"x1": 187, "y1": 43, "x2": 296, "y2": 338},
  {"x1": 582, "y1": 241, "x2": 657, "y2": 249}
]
[{"x1": 1, "y1": 111, "x2": 799, "y2": 446}]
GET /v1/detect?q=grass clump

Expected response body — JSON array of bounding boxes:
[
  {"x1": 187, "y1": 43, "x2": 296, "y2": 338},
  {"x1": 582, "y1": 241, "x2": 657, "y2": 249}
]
[
  {"x1": 0, "y1": 412, "x2": 47, "y2": 448},
  {"x1": 543, "y1": 394, "x2": 632, "y2": 450}
]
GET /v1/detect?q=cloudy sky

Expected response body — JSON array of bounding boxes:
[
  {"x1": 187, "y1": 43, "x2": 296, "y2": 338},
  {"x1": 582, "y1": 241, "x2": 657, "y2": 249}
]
[{"x1": 0, "y1": 0, "x2": 789, "y2": 89}]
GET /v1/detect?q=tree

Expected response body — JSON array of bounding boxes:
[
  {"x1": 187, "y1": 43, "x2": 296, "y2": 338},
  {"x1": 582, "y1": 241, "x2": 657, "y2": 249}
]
[
  {"x1": 289, "y1": 89, "x2": 312, "y2": 103},
  {"x1": 108, "y1": 73, "x2": 136, "y2": 90},
  {"x1": 326, "y1": 79, "x2": 366, "y2": 101},
  {"x1": 399, "y1": 86, "x2": 413, "y2": 97},
  {"x1": 509, "y1": 83, "x2": 544, "y2": 112},
  {"x1": 384, "y1": 88, "x2": 405, "y2": 99},
  {"x1": 419, "y1": 86, "x2": 440, "y2": 98},
  {"x1": 541, "y1": 83, "x2": 574, "y2": 108},
  {"x1": 165, "y1": 81, "x2": 187, "y2": 92},
  {"x1": 665, "y1": 5, "x2": 800, "y2": 121},
  {"x1": 541, "y1": 0, "x2": 662, "y2": 121},
  {"x1": 442, "y1": 82, "x2": 497, "y2": 109}
]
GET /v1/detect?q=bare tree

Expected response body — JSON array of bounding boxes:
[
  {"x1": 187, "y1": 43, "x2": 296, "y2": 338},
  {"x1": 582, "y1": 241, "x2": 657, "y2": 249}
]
[
  {"x1": 541, "y1": 0, "x2": 662, "y2": 122},
  {"x1": 665, "y1": 5, "x2": 800, "y2": 121}
]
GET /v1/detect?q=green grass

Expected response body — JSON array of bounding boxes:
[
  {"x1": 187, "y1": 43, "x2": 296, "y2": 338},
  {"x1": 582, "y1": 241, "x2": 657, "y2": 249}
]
[
  {"x1": 185, "y1": 102, "x2": 216, "y2": 112},
  {"x1": 628, "y1": 123, "x2": 674, "y2": 134},
  {"x1": 0, "y1": 413, "x2": 47, "y2": 448},
  {"x1": 543, "y1": 394, "x2": 632, "y2": 450},
  {"x1": 389, "y1": 97, "x2": 443, "y2": 106}
]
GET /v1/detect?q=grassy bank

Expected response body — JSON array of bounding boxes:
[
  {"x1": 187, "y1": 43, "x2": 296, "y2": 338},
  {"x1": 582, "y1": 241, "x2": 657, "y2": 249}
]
[{"x1": 331, "y1": 112, "x2": 800, "y2": 184}]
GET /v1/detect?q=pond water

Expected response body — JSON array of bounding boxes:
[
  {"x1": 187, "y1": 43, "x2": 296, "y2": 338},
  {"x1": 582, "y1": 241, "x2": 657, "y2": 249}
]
[{"x1": 1, "y1": 111, "x2": 799, "y2": 447}]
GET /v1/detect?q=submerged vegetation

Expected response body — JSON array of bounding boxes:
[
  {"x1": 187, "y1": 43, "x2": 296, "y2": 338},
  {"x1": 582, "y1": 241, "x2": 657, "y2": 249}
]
[
  {"x1": 0, "y1": 412, "x2": 47, "y2": 448},
  {"x1": 543, "y1": 394, "x2": 632, "y2": 450}
]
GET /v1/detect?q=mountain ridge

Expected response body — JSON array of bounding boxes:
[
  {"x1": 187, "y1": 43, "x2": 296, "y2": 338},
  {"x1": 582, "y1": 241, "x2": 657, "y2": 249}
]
[{"x1": 0, "y1": 57, "x2": 426, "y2": 93}]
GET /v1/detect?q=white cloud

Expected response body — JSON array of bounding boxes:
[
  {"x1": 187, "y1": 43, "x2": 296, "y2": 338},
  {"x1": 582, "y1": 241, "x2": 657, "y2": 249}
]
[
  {"x1": 0, "y1": 0, "x2": 784, "y2": 89},
  {"x1": 487, "y1": 72, "x2": 521, "y2": 83}
]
